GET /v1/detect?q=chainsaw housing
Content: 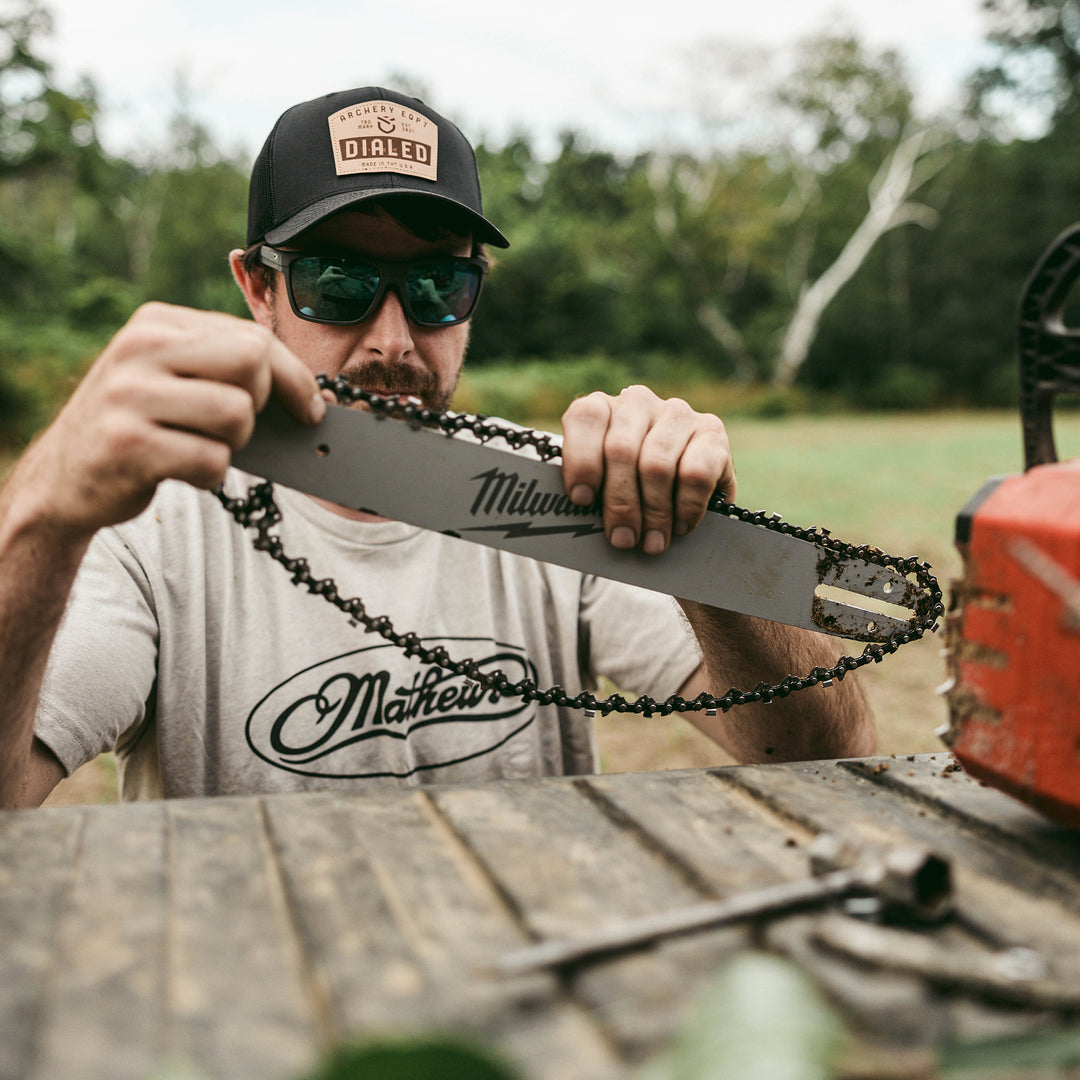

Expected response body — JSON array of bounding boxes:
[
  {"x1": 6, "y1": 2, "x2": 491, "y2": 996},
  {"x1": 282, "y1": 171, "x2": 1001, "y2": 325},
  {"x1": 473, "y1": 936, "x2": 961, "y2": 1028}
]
[{"x1": 945, "y1": 463, "x2": 1080, "y2": 827}]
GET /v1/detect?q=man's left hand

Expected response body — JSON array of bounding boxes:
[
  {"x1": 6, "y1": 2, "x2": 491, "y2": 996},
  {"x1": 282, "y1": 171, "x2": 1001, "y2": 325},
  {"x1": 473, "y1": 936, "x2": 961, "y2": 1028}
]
[{"x1": 560, "y1": 386, "x2": 734, "y2": 555}]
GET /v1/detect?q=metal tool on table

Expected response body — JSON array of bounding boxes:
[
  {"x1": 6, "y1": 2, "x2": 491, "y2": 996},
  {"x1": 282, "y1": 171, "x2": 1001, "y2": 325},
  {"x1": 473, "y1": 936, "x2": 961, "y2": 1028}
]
[
  {"x1": 494, "y1": 834, "x2": 953, "y2": 977},
  {"x1": 810, "y1": 916, "x2": 1079, "y2": 1009},
  {"x1": 944, "y1": 223, "x2": 1080, "y2": 827}
]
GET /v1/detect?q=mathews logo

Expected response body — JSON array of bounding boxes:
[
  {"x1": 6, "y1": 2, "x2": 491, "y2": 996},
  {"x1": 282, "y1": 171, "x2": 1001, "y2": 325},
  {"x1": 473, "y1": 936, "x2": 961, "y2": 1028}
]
[
  {"x1": 461, "y1": 466, "x2": 605, "y2": 540},
  {"x1": 245, "y1": 638, "x2": 537, "y2": 779}
]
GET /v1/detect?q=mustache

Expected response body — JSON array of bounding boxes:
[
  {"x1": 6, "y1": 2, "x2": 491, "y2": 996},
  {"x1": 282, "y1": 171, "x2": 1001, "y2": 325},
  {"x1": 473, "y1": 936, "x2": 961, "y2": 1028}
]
[{"x1": 338, "y1": 361, "x2": 450, "y2": 410}]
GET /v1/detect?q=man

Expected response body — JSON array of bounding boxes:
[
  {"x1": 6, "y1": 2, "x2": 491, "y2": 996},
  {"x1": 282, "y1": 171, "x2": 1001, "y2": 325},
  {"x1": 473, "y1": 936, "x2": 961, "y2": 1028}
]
[{"x1": 0, "y1": 87, "x2": 873, "y2": 807}]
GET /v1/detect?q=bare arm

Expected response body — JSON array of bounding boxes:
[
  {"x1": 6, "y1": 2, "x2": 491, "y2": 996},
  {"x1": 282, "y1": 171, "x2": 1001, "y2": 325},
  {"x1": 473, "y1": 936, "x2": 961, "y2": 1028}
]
[
  {"x1": 560, "y1": 384, "x2": 875, "y2": 764},
  {"x1": 0, "y1": 303, "x2": 325, "y2": 808},
  {"x1": 0, "y1": 494, "x2": 92, "y2": 807},
  {"x1": 675, "y1": 607, "x2": 875, "y2": 763}
]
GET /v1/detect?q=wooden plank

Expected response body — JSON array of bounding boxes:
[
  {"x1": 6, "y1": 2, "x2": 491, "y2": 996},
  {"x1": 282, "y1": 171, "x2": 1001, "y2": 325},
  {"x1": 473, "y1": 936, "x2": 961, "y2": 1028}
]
[
  {"x1": 9, "y1": 759, "x2": 1077, "y2": 1079},
  {"x1": 568, "y1": 926, "x2": 751, "y2": 1063},
  {"x1": 581, "y1": 769, "x2": 813, "y2": 895},
  {"x1": 0, "y1": 808, "x2": 84, "y2": 1080},
  {"x1": 432, "y1": 778, "x2": 755, "y2": 1063},
  {"x1": 765, "y1": 914, "x2": 939, "y2": 1078},
  {"x1": 264, "y1": 788, "x2": 617, "y2": 1080},
  {"x1": 718, "y1": 757, "x2": 1080, "y2": 900},
  {"x1": 28, "y1": 802, "x2": 167, "y2": 1080},
  {"x1": 165, "y1": 797, "x2": 322, "y2": 1080},
  {"x1": 569, "y1": 770, "x2": 824, "y2": 1060},
  {"x1": 796, "y1": 910, "x2": 1062, "y2": 1058},
  {"x1": 584, "y1": 769, "x2": 976, "y2": 1066},
  {"x1": 843, "y1": 753, "x2": 1080, "y2": 879},
  {"x1": 431, "y1": 778, "x2": 706, "y2": 939}
]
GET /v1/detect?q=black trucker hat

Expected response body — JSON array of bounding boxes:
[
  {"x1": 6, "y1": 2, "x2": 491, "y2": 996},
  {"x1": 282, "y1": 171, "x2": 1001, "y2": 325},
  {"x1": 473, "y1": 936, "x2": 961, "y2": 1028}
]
[{"x1": 247, "y1": 86, "x2": 509, "y2": 249}]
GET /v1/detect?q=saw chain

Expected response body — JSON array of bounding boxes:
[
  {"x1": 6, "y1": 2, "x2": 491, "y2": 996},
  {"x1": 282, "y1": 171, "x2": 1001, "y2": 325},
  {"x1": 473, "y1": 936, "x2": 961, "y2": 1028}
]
[{"x1": 216, "y1": 378, "x2": 943, "y2": 717}]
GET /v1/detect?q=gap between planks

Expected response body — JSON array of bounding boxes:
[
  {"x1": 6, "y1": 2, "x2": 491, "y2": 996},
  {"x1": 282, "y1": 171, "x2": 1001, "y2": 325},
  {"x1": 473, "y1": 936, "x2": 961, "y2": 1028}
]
[
  {"x1": 414, "y1": 788, "x2": 540, "y2": 945},
  {"x1": 254, "y1": 798, "x2": 338, "y2": 1050},
  {"x1": 572, "y1": 776, "x2": 738, "y2": 900}
]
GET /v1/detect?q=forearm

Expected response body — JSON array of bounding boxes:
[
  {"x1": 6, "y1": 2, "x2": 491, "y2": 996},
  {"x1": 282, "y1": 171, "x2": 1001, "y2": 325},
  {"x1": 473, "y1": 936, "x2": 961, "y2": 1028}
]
[
  {"x1": 678, "y1": 599, "x2": 875, "y2": 764},
  {"x1": 0, "y1": 464, "x2": 91, "y2": 807}
]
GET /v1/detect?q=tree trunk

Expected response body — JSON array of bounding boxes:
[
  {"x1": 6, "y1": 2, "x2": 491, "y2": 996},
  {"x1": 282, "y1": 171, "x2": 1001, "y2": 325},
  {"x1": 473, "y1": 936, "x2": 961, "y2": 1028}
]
[{"x1": 772, "y1": 130, "x2": 944, "y2": 388}]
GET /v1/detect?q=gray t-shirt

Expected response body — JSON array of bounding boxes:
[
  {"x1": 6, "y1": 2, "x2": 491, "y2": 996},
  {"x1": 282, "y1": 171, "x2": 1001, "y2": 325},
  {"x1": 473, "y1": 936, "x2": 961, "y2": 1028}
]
[{"x1": 35, "y1": 471, "x2": 701, "y2": 800}]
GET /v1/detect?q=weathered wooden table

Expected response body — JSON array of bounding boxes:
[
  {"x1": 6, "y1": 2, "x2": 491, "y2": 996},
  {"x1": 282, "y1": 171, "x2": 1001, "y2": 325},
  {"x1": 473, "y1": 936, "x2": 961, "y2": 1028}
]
[{"x1": 4, "y1": 753, "x2": 1080, "y2": 1080}]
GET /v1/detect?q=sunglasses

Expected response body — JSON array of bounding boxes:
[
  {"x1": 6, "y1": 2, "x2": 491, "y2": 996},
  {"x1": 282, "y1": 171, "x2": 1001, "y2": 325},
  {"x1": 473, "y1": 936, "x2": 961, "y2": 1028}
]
[{"x1": 258, "y1": 245, "x2": 488, "y2": 328}]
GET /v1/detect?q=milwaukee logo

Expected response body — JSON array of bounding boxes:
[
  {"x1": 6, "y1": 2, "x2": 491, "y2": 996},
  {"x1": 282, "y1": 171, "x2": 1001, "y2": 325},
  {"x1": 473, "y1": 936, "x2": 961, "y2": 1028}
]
[
  {"x1": 462, "y1": 467, "x2": 604, "y2": 542},
  {"x1": 469, "y1": 467, "x2": 598, "y2": 519}
]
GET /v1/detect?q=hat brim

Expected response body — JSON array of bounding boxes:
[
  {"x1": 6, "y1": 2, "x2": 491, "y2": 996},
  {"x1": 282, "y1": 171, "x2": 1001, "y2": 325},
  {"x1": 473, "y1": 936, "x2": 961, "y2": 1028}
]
[{"x1": 263, "y1": 188, "x2": 510, "y2": 249}]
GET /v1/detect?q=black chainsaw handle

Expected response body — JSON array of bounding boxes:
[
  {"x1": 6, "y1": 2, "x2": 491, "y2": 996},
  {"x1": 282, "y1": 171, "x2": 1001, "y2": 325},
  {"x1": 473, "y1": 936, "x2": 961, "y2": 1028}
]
[{"x1": 1019, "y1": 222, "x2": 1080, "y2": 470}]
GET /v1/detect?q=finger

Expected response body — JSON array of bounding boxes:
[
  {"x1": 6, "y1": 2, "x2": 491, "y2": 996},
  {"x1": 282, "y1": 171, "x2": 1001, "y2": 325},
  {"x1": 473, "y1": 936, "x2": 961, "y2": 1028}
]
[
  {"x1": 83, "y1": 419, "x2": 236, "y2": 526},
  {"x1": 673, "y1": 421, "x2": 735, "y2": 536},
  {"x1": 121, "y1": 374, "x2": 261, "y2": 452},
  {"x1": 127, "y1": 425, "x2": 235, "y2": 493},
  {"x1": 636, "y1": 398, "x2": 700, "y2": 555},
  {"x1": 123, "y1": 304, "x2": 325, "y2": 426},
  {"x1": 599, "y1": 386, "x2": 657, "y2": 550},
  {"x1": 560, "y1": 392, "x2": 612, "y2": 507},
  {"x1": 264, "y1": 335, "x2": 327, "y2": 425}
]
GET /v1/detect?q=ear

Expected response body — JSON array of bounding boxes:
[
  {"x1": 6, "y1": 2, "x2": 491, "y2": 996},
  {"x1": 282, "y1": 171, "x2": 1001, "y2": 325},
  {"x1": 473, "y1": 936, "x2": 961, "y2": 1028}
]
[{"x1": 229, "y1": 249, "x2": 276, "y2": 330}]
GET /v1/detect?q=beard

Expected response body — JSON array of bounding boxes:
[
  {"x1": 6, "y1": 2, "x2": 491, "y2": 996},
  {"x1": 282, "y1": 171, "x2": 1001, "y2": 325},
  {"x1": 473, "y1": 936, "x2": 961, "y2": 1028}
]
[{"x1": 336, "y1": 359, "x2": 457, "y2": 412}]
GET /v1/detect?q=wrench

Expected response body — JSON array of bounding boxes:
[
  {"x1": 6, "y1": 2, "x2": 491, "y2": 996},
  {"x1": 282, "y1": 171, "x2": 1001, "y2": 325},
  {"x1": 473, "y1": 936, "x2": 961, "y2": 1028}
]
[{"x1": 496, "y1": 834, "x2": 952, "y2": 977}]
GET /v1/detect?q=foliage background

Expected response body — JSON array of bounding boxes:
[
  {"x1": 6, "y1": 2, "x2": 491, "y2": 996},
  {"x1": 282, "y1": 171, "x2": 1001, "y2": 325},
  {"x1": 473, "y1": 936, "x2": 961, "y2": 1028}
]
[{"x1": 5, "y1": 0, "x2": 1080, "y2": 444}]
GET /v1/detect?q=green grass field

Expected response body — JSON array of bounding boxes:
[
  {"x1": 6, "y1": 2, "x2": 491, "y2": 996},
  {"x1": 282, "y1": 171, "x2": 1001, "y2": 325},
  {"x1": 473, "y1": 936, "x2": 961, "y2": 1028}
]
[
  {"x1": 29, "y1": 407, "x2": 1080, "y2": 802},
  {"x1": 726, "y1": 410, "x2": 1044, "y2": 574}
]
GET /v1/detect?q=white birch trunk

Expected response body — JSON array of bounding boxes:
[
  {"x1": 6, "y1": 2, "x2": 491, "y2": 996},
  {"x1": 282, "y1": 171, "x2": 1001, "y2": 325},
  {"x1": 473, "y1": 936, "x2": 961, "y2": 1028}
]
[{"x1": 773, "y1": 130, "x2": 944, "y2": 388}]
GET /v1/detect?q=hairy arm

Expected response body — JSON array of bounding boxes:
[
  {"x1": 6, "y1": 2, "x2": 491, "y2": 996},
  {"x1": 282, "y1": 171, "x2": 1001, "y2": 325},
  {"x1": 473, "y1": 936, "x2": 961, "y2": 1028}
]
[
  {"x1": 0, "y1": 489, "x2": 90, "y2": 807},
  {"x1": 676, "y1": 603, "x2": 875, "y2": 763},
  {"x1": 0, "y1": 303, "x2": 325, "y2": 808}
]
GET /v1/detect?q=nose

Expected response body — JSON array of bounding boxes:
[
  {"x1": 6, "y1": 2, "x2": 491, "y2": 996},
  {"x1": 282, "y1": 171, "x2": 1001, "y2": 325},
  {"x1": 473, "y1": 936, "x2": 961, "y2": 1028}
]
[{"x1": 359, "y1": 287, "x2": 414, "y2": 361}]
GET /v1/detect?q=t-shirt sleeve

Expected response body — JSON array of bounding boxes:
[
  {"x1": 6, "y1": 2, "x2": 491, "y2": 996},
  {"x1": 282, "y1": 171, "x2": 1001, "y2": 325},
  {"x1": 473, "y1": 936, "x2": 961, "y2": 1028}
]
[
  {"x1": 577, "y1": 576, "x2": 702, "y2": 697},
  {"x1": 34, "y1": 528, "x2": 159, "y2": 775}
]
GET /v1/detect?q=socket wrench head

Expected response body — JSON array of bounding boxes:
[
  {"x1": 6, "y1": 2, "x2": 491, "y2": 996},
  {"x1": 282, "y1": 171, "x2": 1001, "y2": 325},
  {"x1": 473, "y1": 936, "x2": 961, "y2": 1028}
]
[{"x1": 808, "y1": 833, "x2": 953, "y2": 924}]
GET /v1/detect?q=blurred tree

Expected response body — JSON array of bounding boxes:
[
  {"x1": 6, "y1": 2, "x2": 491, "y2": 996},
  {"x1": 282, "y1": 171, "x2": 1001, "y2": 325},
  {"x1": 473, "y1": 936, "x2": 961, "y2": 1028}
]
[
  {"x1": 974, "y1": 0, "x2": 1080, "y2": 122},
  {"x1": 0, "y1": 0, "x2": 128, "y2": 440},
  {"x1": 9, "y1": 11, "x2": 1080, "y2": 433},
  {"x1": 0, "y1": 1, "x2": 102, "y2": 181},
  {"x1": 134, "y1": 76, "x2": 249, "y2": 315},
  {"x1": 770, "y1": 35, "x2": 949, "y2": 387},
  {"x1": 774, "y1": 127, "x2": 949, "y2": 388},
  {"x1": 0, "y1": 0, "x2": 115, "y2": 305},
  {"x1": 645, "y1": 149, "x2": 787, "y2": 380},
  {"x1": 646, "y1": 31, "x2": 949, "y2": 388},
  {"x1": 470, "y1": 133, "x2": 643, "y2": 362}
]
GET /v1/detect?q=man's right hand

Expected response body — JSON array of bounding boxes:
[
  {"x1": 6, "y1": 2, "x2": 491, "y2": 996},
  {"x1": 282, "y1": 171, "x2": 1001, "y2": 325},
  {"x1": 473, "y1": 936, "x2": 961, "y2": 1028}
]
[{"x1": 11, "y1": 302, "x2": 326, "y2": 537}]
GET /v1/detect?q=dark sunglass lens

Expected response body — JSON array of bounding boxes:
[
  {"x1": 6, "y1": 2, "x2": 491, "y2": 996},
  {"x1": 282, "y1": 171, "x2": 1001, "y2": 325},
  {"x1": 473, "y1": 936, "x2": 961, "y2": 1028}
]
[
  {"x1": 406, "y1": 262, "x2": 481, "y2": 325},
  {"x1": 290, "y1": 256, "x2": 379, "y2": 322}
]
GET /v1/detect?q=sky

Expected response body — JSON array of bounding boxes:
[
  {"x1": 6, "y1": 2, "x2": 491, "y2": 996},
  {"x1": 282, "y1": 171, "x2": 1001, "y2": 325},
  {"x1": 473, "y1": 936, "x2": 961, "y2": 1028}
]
[{"x1": 37, "y1": 0, "x2": 996, "y2": 162}]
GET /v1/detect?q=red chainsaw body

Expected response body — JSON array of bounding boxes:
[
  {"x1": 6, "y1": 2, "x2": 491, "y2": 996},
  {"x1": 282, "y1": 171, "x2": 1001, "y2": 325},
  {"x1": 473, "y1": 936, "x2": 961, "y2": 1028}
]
[{"x1": 947, "y1": 459, "x2": 1080, "y2": 827}]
